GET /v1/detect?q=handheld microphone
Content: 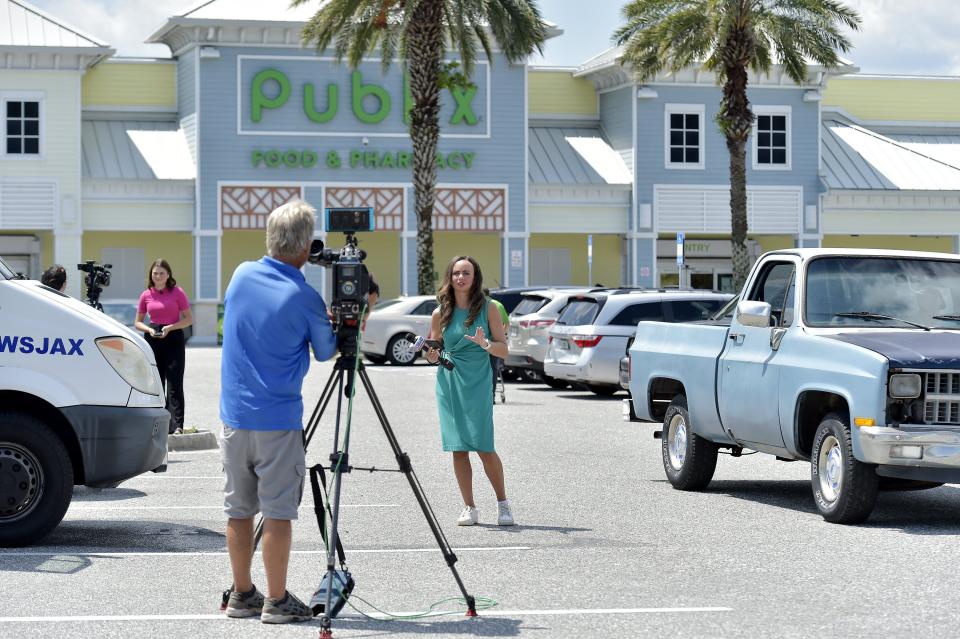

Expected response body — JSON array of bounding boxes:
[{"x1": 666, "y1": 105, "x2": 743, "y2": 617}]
[{"x1": 406, "y1": 333, "x2": 455, "y2": 370}]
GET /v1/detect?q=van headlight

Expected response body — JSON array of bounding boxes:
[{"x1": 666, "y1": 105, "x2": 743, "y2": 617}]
[
  {"x1": 96, "y1": 337, "x2": 162, "y2": 395},
  {"x1": 889, "y1": 373, "x2": 922, "y2": 399}
]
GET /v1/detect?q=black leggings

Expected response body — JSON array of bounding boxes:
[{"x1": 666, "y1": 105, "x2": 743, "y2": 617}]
[{"x1": 146, "y1": 328, "x2": 186, "y2": 432}]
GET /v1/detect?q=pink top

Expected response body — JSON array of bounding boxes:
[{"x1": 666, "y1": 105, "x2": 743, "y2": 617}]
[{"x1": 137, "y1": 286, "x2": 190, "y2": 325}]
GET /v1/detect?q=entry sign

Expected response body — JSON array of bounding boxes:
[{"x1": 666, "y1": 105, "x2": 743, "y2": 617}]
[{"x1": 676, "y1": 232, "x2": 685, "y2": 267}]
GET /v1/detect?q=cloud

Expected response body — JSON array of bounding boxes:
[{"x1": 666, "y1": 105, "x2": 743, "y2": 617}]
[
  {"x1": 844, "y1": 0, "x2": 960, "y2": 75},
  {"x1": 25, "y1": 0, "x2": 960, "y2": 76},
  {"x1": 28, "y1": 0, "x2": 187, "y2": 58}
]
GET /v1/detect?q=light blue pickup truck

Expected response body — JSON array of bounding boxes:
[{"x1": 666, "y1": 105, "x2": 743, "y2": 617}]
[{"x1": 626, "y1": 248, "x2": 960, "y2": 523}]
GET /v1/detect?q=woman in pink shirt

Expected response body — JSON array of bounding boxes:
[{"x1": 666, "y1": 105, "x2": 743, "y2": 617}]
[{"x1": 135, "y1": 259, "x2": 193, "y2": 434}]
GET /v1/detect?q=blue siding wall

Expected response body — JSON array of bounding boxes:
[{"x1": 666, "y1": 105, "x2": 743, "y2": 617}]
[
  {"x1": 199, "y1": 235, "x2": 218, "y2": 299},
  {"x1": 599, "y1": 87, "x2": 634, "y2": 170},
  {"x1": 177, "y1": 48, "x2": 196, "y2": 117},
  {"x1": 194, "y1": 47, "x2": 527, "y2": 298},
  {"x1": 634, "y1": 85, "x2": 820, "y2": 213}
]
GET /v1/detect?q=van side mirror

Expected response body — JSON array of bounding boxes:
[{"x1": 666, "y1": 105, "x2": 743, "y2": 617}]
[{"x1": 736, "y1": 301, "x2": 772, "y2": 328}]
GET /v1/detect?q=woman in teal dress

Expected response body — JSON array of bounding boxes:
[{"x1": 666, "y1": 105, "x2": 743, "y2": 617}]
[{"x1": 425, "y1": 256, "x2": 515, "y2": 527}]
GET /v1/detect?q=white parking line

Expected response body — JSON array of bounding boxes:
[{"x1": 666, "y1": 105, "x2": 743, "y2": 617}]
[
  {"x1": 121, "y1": 476, "x2": 224, "y2": 480},
  {"x1": 0, "y1": 546, "x2": 532, "y2": 558},
  {"x1": 0, "y1": 606, "x2": 731, "y2": 623},
  {"x1": 67, "y1": 504, "x2": 397, "y2": 511}
]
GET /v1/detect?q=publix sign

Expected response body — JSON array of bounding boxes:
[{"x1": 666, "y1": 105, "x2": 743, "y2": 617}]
[{"x1": 239, "y1": 57, "x2": 490, "y2": 138}]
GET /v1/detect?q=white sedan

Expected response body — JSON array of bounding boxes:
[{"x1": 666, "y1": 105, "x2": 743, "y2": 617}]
[{"x1": 361, "y1": 295, "x2": 438, "y2": 365}]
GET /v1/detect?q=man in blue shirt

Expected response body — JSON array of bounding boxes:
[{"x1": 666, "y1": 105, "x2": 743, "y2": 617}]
[{"x1": 219, "y1": 199, "x2": 336, "y2": 624}]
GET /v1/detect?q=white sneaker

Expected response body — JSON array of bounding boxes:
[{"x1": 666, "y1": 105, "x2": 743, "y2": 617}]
[
  {"x1": 457, "y1": 505, "x2": 479, "y2": 526},
  {"x1": 497, "y1": 500, "x2": 515, "y2": 526}
]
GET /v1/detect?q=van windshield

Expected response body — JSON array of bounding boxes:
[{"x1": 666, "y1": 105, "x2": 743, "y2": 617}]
[{"x1": 0, "y1": 257, "x2": 14, "y2": 280}]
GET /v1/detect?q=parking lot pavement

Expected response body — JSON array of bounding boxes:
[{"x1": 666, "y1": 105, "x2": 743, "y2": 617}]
[{"x1": 4, "y1": 347, "x2": 960, "y2": 637}]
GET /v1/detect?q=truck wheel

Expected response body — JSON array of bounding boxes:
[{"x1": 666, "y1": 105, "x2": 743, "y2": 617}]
[
  {"x1": 386, "y1": 334, "x2": 417, "y2": 366},
  {"x1": 0, "y1": 412, "x2": 73, "y2": 547},
  {"x1": 810, "y1": 414, "x2": 878, "y2": 524},
  {"x1": 661, "y1": 394, "x2": 718, "y2": 490}
]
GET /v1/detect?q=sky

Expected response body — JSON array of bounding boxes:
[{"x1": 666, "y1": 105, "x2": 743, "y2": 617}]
[{"x1": 25, "y1": 0, "x2": 960, "y2": 76}]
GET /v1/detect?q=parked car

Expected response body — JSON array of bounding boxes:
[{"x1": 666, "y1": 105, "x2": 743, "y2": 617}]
[
  {"x1": 507, "y1": 288, "x2": 597, "y2": 387},
  {"x1": 545, "y1": 289, "x2": 732, "y2": 395},
  {"x1": 627, "y1": 248, "x2": 960, "y2": 524},
  {"x1": 489, "y1": 286, "x2": 579, "y2": 314},
  {"x1": 361, "y1": 295, "x2": 438, "y2": 365}
]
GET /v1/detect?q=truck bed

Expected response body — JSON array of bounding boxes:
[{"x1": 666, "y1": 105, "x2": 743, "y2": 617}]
[{"x1": 628, "y1": 321, "x2": 730, "y2": 440}]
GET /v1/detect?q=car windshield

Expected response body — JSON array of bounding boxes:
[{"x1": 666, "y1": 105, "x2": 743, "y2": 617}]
[
  {"x1": 556, "y1": 299, "x2": 600, "y2": 326},
  {"x1": 0, "y1": 257, "x2": 13, "y2": 280},
  {"x1": 806, "y1": 257, "x2": 960, "y2": 329},
  {"x1": 511, "y1": 296, "x2": 549, "y2": 316},
  {"x1": 371, "y1": 298, "x2": 402, "y2": 312}
]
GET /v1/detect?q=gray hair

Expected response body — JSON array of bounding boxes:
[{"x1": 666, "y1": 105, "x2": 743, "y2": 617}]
[{"x1": 266, "y1": 199, "x2": 316, "y2": 259}]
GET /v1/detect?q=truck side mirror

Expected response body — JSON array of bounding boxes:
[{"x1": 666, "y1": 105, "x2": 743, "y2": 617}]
[{"x1": 736, "y1": 300, "x2": 772, "y2": 328}]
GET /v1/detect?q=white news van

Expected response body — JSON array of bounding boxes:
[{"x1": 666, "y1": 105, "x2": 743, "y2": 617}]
[{"x1": 0, "y1": 257, "x2": 169, "y2": 546}]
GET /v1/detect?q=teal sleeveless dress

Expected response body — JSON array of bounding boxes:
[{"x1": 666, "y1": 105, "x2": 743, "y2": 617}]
[{"x1": 436, "y1": 305, "x2": 495, "y2": 452}]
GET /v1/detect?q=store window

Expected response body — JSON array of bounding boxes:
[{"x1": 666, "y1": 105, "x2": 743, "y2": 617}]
[
  {"x1": 664, "y1": 104, "x2": 704, "y2": 169},
  {"x1": 101, "y1": 247, "x2": 146, "y2": 301},
  {"x1": 753, "y1": 107, "x2": 790, "y2": 169},
  {"x1": 4, "y1": 98, "x2": 41, "y2": 156}
]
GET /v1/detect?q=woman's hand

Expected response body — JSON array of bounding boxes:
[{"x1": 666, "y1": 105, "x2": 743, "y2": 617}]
[
  {"x1": 464, "y1": 326, "x2": 491, "y2": 350},
  {"x1": 424, "y1": 347, "x2": 440, "y2": 364},
  {"x1": 154, "y1": 327, "x2": 166, "y2": 339}
]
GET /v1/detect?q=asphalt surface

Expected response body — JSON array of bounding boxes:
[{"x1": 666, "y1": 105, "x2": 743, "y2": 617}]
[{"x1": 3, "y1": 347, "x2": 960, "y2": 638}]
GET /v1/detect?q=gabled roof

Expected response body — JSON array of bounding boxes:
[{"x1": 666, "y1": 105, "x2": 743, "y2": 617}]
[
  {"x1": 0, "y1": 0, "x2": 109, "y2": 48},
  {"x1": 821, "y1": 120, "x2": 960, "y2": 190}
]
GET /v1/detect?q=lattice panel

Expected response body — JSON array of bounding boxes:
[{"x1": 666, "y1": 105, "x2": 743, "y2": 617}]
[
  {"x1": 220, "y1": 186, "x2": 303, "y2": 230},
  {"x1": 433, "y1": 188, "x2": 505, "y2": 231},
  {"x1": 325, "y1": 187, "x2": 404, "y2": 231}
]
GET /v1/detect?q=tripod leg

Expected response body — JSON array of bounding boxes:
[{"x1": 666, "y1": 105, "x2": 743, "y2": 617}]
[{"x1": 357, "y1": 367, "x2": 478, "y2": 616}]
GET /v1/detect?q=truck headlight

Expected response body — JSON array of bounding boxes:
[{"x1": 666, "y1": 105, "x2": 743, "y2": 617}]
[
  {"x1": 96, "y1": 336, "x2": 162, "y2": 395},
  {"x1": 889, "y1": 373, "x2": 922, "y2": 399}
]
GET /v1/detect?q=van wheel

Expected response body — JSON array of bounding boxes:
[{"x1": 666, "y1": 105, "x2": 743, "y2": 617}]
[
  {"x1": 811, "y1": 414, "x2": 878, "y2": 524},
  {"x1": 386, "y1": 334, "x2": 417, "y2": 366},
  {"x1": 0, "y1": 412, "x2": 73, "y2": 547},
  {"x1": 662, "y1": 395, "x2": 718, "y2": 490}
]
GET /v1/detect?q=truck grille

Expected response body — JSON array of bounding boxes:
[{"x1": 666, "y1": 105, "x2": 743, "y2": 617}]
[{"x1": 924, "y1": 371, "x2": 960, "y2": 425}]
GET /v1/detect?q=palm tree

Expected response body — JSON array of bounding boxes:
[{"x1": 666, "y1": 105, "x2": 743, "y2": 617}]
[
  {"x1": 295, "y1": 0, "x2": 548, "y2": 294},
  {"x1": 615, "y1": 0, "x2": 860, "y2": 291}
]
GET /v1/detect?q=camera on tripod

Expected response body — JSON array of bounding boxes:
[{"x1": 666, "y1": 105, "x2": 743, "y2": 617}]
[
  {"x1": 308, "y1": 207, "x2": 374, "y2": 348},
  {"x1": 77, "y1": 260, "x2": 112, "y2": 311}
]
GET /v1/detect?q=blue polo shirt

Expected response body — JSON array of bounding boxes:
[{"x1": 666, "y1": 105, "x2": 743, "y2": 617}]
[{"x1": 220, "y1": 256, "x2": 337, "y2": 430}]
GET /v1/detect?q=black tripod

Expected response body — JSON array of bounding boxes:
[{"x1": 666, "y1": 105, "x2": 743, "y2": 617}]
[{"x1": 305, "y1": 336, "x2": 477, "y2": 638}]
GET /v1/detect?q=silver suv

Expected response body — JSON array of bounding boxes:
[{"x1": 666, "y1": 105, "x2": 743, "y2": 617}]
[
  {"x1": 506, "y1": 288, "x2": 595, "y2": 387},
  {"x1": 544, "y1": 289, "x2": 732, "y2": 395}
]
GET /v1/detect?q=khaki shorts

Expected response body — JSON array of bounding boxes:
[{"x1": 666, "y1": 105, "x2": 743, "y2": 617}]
[{"x1": 220, "y1": 425, "x2": 306, "y2": 520}]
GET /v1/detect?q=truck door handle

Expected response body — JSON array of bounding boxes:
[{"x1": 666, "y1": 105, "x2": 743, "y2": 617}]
[{"x1": 728, "y1": 333, "x2": 744, "y2": 344}]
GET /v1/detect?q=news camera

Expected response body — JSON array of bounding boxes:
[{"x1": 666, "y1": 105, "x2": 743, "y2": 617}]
[
  {"x1": 77, "y1": 260, "x2": 112, "y2": 311},
  {"x1": 308, "y1": 207, "x2": 374, "y2": 353}
]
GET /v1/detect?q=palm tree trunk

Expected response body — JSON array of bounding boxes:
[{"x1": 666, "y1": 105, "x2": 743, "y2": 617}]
[
  {"x1": 721, "y1": 62, "x2": 753, "y2": 294},
  {"x1": 407, "y1": 0, "x2": 444, "y2": 295}
]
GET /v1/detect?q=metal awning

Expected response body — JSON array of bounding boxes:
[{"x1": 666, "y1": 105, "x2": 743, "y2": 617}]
[
  {"x1": 822, "y1": 120, "x2": 960, "y2": 190},
  {"x1": 528, "y1": 126, "x2": 632, "y2": 186},
  {"x1": 81, "y1": 120, "x2": 195, "y2": 180}
]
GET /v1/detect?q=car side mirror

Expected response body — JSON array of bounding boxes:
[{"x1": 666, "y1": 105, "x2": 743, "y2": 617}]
[{"x1": 736, "y1": 300, "x2": 772, "y2": 328}]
